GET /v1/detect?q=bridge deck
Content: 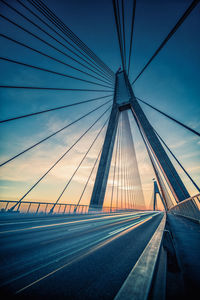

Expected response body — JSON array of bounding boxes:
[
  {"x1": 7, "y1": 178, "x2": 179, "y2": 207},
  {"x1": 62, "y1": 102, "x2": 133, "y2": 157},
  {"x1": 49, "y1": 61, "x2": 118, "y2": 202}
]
[{"x1": 0, "y1": 211, "x2": 162, "y2": 299}]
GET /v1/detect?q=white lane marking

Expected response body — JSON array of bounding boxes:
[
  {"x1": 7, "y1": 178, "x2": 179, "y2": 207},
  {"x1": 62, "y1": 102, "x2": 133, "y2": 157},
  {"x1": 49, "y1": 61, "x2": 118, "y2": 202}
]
[
  {"x1": 0, "y1": 213, "x2": 145, "y2": 234},
  {"x1": 68, "y1": 224, "x2": 91, "y2": 231},
  {"x1": 0, "y1": 212, "x2": 145, "y2": 227},
  {"x1": 0, "y1": 218, "x2": 70, "y2": 226},
  {"x1": 108, "y1": 217, "x2": 152, "y2": 236},
  {"x1": 0, "y1": 213, "x2": 112, "y2": 226}
]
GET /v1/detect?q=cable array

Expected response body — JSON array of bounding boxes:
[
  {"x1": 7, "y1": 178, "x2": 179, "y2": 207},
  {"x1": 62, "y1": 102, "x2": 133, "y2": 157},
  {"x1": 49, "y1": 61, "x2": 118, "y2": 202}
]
[
  {"x1": 105, "y1": 111, "x2": 145, "y2": 211},
  {"x1": 0, "y1": 0, "x2": 116, "y2": 212},
  {"x1": 137, "y1": 97, "x2": 200, "y2": 137},
  {"x1": 9, "y1": 105, "x2": 112, "y2": 211},
  {"x1": 132, "y1": 0, "x2": 199, "y2": 84}
]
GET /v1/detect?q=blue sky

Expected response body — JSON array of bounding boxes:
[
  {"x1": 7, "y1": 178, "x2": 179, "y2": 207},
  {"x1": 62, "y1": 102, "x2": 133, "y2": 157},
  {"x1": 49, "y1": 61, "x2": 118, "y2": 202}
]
[{"x1": 0, "y1": 0, "x2": 199, "y2": 210}]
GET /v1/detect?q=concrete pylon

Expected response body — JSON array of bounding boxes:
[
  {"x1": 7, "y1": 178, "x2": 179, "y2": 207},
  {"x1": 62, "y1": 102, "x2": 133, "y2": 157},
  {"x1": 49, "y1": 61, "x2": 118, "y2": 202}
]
[
  {"x1": 89, "y1": 70, "x2": 190, "y2": 210},
  {"x1": 153, "y1": 179, "x2": 165, "y2": 211},
  {"x1": 89, "y1": 102, "x2": 119, "y2": 209}
]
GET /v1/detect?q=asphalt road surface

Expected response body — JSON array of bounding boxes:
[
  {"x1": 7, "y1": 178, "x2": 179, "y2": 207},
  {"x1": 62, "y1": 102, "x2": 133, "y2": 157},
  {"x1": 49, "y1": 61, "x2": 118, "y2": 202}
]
[{"x1": 0, "y1": 211, "x2": 163, "y2": 299}]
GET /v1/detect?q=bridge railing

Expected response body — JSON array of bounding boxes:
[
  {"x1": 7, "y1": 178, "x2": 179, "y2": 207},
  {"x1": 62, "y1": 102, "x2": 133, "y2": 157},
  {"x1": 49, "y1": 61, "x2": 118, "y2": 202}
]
[
  {"x1": 0, "y1": 200, "x2": 134, "y2": 215},
  {"x1": 169, "y1": 193, "x2": 200, "y2": 223},
  {"x1": 0, "y1": 200, "x2": 88, "y2": 214}
]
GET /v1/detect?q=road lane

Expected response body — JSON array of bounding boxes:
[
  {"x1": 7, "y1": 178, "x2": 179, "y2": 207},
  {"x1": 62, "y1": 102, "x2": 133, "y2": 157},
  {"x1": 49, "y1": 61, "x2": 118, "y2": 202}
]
[
  {"x1": 0, "y1": 211, "x2": 162, "y2": 298},
  {"x1": 0, "y1": 212, "x2": 148, "y2": 232},
  {"x1": 0, "y1": 212, "x2": 150, "y2": 274}
]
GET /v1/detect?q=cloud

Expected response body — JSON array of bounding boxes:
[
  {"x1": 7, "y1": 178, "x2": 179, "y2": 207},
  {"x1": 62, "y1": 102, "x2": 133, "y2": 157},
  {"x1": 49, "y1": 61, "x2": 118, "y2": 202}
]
[
  {"x1": 0, "y1": 135, "x2": 102, "y2": 185},
  {"x1": 170, "y1": 140, "x2": 187, "y2": 149},
  {"x1": 179, "y1": 150, "x2": 200, "y2": 160}
]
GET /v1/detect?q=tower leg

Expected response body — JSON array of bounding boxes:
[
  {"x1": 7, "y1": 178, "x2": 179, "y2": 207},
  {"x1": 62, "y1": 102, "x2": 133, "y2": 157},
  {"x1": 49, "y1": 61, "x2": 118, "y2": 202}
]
[
  {"x1": 118, "y1": 71, "x2": 190, "y2": 203},
  {"x1": 130, "y1": 100, "x2": 190, "y2": 202},
  {"x1": 153, "y1": 190, "x2": 156, "y2": 211},
  {"x1": 153, "y1": 180, "x2": 159, "y2": 211},
  {"x1": 89, "y1": 103, "x2": 119, "y2": 209}
]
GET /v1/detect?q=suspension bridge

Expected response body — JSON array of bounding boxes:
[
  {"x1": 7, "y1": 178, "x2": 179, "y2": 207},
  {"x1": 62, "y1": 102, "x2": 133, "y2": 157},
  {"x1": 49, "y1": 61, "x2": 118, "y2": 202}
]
[{"x1": 0, "y1": 0, "x2": 200, "y2": 299}]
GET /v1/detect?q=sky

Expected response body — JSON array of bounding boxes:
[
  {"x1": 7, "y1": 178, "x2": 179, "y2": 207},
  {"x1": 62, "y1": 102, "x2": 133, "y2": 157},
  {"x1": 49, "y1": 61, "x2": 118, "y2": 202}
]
[{"x1": 0, "y1": 0, "x2": 199, "y2": 211}]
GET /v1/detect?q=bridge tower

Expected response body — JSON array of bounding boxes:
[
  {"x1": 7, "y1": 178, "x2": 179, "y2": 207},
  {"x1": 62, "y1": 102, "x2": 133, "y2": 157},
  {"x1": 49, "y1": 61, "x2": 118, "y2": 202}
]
[
  {"x1": 89, "y1": 70, "x2": 190, "y2": 210},
  {"x1": 152, "y1": 179, "x2": 165, "y2": 211}
]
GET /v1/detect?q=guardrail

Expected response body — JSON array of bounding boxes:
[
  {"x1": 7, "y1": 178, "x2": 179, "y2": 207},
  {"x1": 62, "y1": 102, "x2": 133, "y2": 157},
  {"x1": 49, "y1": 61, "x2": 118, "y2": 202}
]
[
  {"x1": 115, "y1": 213, "x2": 166, "y2": 300},
  {"x1": 0, "y1": 200, "x2": 89, "y2": 214},
  {"x1": 0, "y1": 199, "x2": 135, "y2": 215},
  {"x1": 169, "y1": 193, "x2": 200, "y2": 222}
]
